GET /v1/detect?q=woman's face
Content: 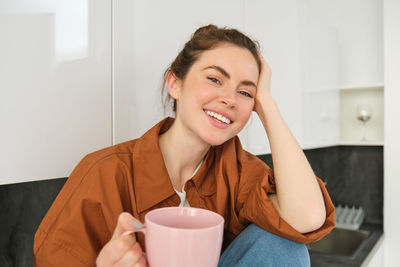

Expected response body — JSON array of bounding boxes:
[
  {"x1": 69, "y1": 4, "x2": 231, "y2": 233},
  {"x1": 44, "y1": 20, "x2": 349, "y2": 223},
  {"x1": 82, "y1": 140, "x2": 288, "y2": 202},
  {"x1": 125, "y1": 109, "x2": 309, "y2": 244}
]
[{"x1": 171, "y1": 43, "x2": 259, "y2": 146}]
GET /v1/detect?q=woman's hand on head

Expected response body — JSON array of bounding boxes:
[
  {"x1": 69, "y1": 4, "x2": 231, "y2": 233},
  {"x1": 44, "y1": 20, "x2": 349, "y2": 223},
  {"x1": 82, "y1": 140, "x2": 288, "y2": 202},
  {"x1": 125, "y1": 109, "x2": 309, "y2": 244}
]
[
  {"x1": 96, "y1": 212, "x2": 147, "y2": 267},
  {"x1": 254, "y1": 54, "x2": 272, "y2": 114}
]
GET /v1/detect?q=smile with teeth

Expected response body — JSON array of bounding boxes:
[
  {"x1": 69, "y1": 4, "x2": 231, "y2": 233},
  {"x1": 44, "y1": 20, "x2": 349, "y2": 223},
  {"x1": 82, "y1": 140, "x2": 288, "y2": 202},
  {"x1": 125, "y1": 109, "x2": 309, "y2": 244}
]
[{"x1": 205, "y1": 110, "x2": 231, "y2": 124}]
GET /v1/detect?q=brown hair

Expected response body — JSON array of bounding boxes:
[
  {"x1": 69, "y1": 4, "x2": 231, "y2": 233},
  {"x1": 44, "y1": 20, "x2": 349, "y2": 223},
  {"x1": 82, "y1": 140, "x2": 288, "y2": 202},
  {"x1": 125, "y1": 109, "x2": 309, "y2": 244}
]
[{"x1": 161, "y1": 24, "x2": 261, "y2": 113}]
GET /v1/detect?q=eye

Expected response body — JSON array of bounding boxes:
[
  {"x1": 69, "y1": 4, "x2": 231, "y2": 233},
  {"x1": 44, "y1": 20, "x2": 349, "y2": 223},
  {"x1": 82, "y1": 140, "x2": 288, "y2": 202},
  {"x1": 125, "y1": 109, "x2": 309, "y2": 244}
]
[
  {"x1": 239, "y1": 90, "x2": 253, "y2": 98},
  {"x1": 207, "y1": 77, "x2": 221, "y2": 85}
]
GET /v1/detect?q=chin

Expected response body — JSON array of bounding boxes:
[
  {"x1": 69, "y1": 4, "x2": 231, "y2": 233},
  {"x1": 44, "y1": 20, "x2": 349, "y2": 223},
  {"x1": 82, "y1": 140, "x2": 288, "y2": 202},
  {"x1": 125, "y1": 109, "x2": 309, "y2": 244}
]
[
  {"x1": 201, "y1": 134, "x2": 232, "y2": 147},
  {"x1": 208, "y1": 140, "x2": 226, "y2": 146}
]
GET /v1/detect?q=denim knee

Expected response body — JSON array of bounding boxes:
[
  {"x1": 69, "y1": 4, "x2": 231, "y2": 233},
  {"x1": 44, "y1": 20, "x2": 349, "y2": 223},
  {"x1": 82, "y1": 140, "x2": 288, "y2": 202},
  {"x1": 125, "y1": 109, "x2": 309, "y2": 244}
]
[{"x1": 219, "y1": 224, "x2": 310, "y2": 267}]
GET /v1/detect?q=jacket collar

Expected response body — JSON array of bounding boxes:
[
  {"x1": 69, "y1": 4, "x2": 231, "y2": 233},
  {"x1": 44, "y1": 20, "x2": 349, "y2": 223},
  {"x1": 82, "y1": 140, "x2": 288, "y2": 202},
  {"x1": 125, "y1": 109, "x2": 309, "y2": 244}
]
[
  {"x1": 132, "y1": 117, "x2": 217, "y2": 214},
  {"x1": 132, "y1": 118, "x2": 175, "y2": 214}
]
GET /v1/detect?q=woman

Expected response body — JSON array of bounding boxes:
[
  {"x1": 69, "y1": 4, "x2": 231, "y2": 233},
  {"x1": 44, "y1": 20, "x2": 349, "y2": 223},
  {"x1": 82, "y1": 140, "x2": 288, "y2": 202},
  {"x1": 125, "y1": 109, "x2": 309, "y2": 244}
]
[{"x1": 34, "y1": 25, "x2": 335, "y2": 266}]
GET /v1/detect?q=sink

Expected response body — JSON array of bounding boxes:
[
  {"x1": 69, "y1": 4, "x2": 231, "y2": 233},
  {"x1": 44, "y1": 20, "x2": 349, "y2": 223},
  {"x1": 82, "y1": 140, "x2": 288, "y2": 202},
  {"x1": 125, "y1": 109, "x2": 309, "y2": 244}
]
[{"x1": 307, "y1": 228, "x2": 370, "y2": 257}]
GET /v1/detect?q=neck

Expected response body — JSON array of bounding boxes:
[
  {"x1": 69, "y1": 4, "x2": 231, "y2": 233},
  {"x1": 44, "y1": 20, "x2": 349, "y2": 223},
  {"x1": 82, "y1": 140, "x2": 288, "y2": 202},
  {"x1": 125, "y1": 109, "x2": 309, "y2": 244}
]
[{"x1": 159, "y1": 119, "x2": 210, "y2": 191}]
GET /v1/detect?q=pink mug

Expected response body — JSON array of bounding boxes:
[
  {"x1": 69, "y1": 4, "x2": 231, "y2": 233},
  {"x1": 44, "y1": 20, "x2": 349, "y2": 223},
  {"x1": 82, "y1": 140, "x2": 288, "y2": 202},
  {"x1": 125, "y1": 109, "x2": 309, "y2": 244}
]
[{"x1": 133, "y1": 207, "x2": 224, "y2": 267}]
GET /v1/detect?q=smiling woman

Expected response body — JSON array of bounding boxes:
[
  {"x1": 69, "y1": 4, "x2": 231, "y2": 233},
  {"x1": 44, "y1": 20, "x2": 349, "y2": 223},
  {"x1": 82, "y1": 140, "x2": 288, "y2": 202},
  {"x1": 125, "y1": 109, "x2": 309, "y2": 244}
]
[{"x1": 34, "y1": 24, "x2": 335, "y2": 267}]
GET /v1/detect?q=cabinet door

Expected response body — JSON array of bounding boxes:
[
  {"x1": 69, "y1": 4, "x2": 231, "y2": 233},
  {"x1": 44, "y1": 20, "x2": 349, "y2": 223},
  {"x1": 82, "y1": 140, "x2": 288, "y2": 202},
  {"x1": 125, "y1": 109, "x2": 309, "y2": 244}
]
[
  {"x1": 300, "y1": 2, "x2": 340, "y2": 147},
  {"x1": 242, "y1": 0, "x2": 303, "y2": 154},
  {"x1": 244, "y1": 0, "x2": 340, "y2": 152},
  {"x1": 0, "y1": 0, "x2": 112, "y2": 184},
  {"x1": 113, "y1": 0, "x2": 245, "y2": 144}
]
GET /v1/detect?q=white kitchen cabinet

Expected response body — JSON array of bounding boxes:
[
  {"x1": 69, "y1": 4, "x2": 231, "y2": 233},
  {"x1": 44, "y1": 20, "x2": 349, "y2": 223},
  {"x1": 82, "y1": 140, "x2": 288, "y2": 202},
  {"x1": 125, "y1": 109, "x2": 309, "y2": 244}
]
[
  {"x1": 300, "y1": 2, "x2": 340, "y2": 148},
  {"x1": 302, "y1": 0, "x2": 384, "y2": 146},
  {"x1": 243, "y1": 0, "x2": 340, "y2": 154},
  {"x1": 303, "y1": 0, "x2": 383, "y2": 89},
  {"x1": 0, "y1": 0, "x2": 342, "y2": 185},
  {"x1": 0, "y1": 0, "x2": 112, "y2": 184}
]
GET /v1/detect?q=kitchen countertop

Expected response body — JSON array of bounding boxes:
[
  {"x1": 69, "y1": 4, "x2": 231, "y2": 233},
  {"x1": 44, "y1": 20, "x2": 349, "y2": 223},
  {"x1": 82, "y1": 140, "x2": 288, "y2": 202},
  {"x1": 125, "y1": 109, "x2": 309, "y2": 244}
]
[{"x1": 309, "y1": 223, "x2": 383, "y2": 267}]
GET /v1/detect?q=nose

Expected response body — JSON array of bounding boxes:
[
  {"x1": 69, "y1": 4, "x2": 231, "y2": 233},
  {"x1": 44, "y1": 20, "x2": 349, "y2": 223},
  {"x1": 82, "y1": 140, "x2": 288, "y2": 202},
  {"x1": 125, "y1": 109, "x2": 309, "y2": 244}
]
[{"x1": 218, "y1": 88, "x2": 236, "y2": 108}]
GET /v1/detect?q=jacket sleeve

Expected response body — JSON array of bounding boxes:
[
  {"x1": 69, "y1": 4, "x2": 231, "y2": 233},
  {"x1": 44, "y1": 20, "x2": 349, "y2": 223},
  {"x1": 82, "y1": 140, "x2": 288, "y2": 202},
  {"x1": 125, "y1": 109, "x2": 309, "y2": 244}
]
[
  {"x1": 236, "y1": 148, "x2": 335, "y2": 244},
  {"x1": 34, "y1": 153, "x2": 132, "y2": 266}
]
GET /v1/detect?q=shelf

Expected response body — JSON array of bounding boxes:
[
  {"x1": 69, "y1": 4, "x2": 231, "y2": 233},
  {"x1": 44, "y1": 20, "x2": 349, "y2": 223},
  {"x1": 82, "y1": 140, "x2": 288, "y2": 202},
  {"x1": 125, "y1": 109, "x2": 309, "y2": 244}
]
[
  {"x1": 339, "y1": 141, "x2": 384, "y2": 146},
  {"x1": 300, "y1": 141, "x2": 384, "y2": 150},
  {"x1": 301, "y1": 142, "x2": 340, "y2": 150},
  {"x1": 340, "y1": 84, "x2": 384, "y2": 91}
]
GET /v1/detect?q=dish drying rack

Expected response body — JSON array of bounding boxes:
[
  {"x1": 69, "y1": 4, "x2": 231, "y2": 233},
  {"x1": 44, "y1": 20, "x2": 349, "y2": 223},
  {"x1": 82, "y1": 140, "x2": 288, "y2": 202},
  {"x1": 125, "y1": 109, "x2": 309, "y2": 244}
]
[{"x1": 335, "y1": 205, "x2": 365, "y2": 230}]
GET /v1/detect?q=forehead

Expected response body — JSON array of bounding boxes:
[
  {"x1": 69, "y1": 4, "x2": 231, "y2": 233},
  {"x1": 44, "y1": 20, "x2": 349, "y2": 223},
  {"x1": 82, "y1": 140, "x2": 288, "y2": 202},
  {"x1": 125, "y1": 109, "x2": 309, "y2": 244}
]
[{"x1": 192, "y1": 44, "x2": 259, "y2": 81}]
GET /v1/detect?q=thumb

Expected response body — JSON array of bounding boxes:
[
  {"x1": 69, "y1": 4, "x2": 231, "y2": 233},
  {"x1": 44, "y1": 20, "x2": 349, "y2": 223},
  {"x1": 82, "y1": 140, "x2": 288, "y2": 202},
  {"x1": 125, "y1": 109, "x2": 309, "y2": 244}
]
[{"x1": 111, "y1": 212, "x2": 144, "y2": 240}]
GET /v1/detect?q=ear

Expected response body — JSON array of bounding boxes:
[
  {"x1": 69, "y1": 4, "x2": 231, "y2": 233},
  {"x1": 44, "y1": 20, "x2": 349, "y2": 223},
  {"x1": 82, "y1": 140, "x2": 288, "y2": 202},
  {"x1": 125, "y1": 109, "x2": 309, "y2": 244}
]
[{"x1": 166, "y1": 71, "x2": 181, "y2": 100}]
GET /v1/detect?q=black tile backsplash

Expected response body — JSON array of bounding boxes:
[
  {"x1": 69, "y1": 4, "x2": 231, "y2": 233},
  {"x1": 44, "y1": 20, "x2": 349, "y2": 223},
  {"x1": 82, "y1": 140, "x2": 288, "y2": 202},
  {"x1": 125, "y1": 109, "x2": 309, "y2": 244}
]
[
  {"x1": 0, "y1": 145, "x2": 383, "y2": 266},
  {"x1": 258, "y1": 145, "x2": 383, "y2": 224}
]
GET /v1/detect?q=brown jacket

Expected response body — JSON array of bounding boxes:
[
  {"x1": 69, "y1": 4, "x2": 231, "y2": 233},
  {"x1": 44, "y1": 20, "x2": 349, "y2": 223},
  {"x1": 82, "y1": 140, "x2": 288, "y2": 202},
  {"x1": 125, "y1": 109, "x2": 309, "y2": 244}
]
[{"x1": 34, "y1": 117, "x2": 335, "y2": 266}]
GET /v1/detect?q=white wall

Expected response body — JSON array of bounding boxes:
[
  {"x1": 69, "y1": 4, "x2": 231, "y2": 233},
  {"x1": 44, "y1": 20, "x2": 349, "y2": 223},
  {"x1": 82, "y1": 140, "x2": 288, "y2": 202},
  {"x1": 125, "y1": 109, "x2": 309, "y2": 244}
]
[{"x1": 383, "y1": 0, "x2": 400, "y2": 265}]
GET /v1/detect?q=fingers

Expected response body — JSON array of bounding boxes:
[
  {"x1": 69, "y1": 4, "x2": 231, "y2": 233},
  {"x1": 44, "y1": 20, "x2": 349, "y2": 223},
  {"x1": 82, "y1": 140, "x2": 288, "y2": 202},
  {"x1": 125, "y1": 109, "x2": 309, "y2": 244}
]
[
  {"x1": 254, "y1": 54, "x2": 273, "y2": 112},
  {"x1": 97, "y1": 233, "x2": 137, "y2": 266},
  {"x1": 96, "y1": 213, "x2": 147, "y2": 267},
  {"x1": 255, "y1": 53, "x2": 272, "y2": 92},
  {"x1": 113, "y1": 242, "x2": 146, "y2": 267},
  {"x1": 257, "y1": 53, "x2": 272, "y2": 76},
  {"x1": 259, "y1": 55, "x2": 272, "y2": 77},
  {"x1": 133, "y1": 255, "x2": 148, "y2": 267}
]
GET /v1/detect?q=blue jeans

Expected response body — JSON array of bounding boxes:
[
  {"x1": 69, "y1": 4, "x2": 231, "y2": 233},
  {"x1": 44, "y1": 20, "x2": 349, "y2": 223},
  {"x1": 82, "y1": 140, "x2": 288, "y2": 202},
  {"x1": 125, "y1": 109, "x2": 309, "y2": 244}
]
[{"x1": 218, "y1": 224, "x2": 310, "y2": 267}]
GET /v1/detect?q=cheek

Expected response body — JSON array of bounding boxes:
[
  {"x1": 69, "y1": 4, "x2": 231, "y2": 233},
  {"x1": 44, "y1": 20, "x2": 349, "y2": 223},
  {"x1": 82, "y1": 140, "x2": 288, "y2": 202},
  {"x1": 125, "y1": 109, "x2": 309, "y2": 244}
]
[
  {"x1": 237, "y1": 100, "x2": 254, "y2": 121},
  {"x1": 194, "y1": 84, "x2": 217, "y2": 103}
]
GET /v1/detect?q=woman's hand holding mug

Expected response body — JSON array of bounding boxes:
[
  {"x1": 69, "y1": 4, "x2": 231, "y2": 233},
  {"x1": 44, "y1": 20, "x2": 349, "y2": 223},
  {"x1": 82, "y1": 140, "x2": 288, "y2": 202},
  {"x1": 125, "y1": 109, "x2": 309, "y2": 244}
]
[
  {"x1": 97, "y1": 207, "x2": 224, "y2": 267},
  {"x1": 96, "y1": 212, "x2": 147, "y2": 267}
]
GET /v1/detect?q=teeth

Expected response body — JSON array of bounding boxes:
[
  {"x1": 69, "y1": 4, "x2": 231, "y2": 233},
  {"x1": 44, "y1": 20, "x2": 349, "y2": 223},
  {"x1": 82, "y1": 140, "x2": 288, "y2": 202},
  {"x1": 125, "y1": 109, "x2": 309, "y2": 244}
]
[{"x1": 206, "y1": 110, "x2": 231, "y2": 124}]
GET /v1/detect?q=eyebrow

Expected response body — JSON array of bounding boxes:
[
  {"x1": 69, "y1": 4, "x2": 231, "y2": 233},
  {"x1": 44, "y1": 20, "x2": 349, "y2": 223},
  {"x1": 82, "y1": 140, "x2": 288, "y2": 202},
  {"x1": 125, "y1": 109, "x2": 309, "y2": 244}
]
[{"x1": 203, "y1": 65, "x2": 257, "y2": 89}]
